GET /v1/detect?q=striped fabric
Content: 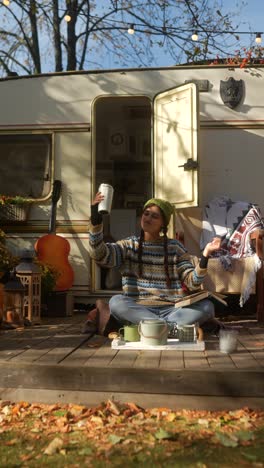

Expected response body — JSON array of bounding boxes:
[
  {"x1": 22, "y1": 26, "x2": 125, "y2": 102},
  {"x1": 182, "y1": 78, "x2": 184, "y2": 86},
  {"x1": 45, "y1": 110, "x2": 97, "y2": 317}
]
[{"x1": 88, "y1": 222, "x2": 208, "y2": 306}]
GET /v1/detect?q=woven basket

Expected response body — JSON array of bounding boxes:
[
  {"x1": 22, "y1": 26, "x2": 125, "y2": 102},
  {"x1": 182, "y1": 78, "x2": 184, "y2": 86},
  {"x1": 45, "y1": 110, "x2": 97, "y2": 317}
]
[{"x1": 0, "y1": 204, "x2": 31, "y2": 223}]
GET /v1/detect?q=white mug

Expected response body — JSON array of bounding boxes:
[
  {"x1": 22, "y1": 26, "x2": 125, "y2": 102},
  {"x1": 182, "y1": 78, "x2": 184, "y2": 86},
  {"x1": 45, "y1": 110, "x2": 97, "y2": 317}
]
[
  {"x1": 98, "y1": 183, "x2": 114, "y2": 214},
  {"x1": 219, "y1": 329, "x2": 238, "y2": 354}
]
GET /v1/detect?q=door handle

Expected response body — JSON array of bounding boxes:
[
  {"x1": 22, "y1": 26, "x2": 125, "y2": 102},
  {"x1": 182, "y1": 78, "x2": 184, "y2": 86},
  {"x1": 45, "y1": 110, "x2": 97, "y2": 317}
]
[{"x1": 178, "y1": 158, "x2": 198, "y2": 171}]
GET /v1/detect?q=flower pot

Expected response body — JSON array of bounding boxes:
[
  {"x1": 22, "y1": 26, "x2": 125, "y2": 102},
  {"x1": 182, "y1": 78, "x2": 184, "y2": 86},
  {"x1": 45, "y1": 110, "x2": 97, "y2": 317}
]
[{"x1": 0, "y1": 204, "x2": 31, "y2": 223}]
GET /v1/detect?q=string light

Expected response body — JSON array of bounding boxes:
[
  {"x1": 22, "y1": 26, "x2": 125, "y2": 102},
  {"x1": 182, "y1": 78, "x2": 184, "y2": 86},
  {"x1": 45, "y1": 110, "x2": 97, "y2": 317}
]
[
  {"x1": 0, "y1": 2, "x2": 263, "y2": 42},
  {"x1": 64, "y1": 12, "x2": 71, "y2": 22},
  {"x1": 127, "y1": 24, "x2": 135, "y2": 35}
]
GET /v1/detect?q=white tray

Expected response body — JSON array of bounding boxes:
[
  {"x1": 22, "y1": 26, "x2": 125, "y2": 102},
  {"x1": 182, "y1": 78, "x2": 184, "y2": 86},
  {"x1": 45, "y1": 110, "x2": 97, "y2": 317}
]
[{"x1": 111, "y1": 338, "x2": 205, "y2": 351}]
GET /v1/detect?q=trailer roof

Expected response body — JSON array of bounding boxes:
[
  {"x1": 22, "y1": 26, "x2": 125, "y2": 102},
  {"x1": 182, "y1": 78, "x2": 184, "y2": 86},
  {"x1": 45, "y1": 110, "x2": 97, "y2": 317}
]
[{"x1": 1, "y1": 62, "x2": 264, "y2": 83}]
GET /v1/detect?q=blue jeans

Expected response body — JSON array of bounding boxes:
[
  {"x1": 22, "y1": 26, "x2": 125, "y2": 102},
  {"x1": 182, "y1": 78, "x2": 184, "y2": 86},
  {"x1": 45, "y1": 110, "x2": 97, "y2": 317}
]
[{"x1": 109, "y1": 294, "x2": 215, "y2": 326}]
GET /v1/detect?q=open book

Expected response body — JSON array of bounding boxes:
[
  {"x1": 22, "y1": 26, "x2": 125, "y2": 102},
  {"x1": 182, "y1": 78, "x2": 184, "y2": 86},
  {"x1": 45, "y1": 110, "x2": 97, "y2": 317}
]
[{"x1": 175, "y1": 290, "x2": 227, "y2": 308}]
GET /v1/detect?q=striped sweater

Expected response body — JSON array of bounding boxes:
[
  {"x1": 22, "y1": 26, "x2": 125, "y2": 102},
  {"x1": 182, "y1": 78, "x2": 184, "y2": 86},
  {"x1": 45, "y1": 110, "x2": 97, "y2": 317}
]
[{"x1": 88, "y1": 221, "x2": 208, "y2": 305}]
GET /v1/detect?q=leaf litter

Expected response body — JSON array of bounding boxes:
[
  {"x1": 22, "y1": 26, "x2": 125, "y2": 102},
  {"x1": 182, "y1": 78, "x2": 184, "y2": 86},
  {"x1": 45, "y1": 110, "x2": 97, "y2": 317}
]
[{"x1": 0, "y1": 399, "x2": 263, "y2": 466}]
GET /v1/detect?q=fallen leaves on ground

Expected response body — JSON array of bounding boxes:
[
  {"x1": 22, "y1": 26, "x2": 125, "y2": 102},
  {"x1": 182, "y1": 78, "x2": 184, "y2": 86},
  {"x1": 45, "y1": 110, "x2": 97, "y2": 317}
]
[{"x1": 0, "y1": 399, "x2": 263, "y2": 466}]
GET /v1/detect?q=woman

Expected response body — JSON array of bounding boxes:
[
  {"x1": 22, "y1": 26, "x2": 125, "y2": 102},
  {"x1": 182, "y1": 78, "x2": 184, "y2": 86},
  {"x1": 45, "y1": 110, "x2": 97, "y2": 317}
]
[{"x1": 88, "y1": 193, "x2": 222, "y2": 334}]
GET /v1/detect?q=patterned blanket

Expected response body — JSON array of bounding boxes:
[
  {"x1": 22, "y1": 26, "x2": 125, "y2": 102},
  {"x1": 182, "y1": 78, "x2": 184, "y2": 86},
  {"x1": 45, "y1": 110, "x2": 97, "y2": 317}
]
[
  {"x1": 225, "y1": 205, "x2": 264, "y2": 257},
  {"x1": 201, "y1": 196, "x2": 264, "y2": 259},
  {"x1": 200, "y1": 197, "x2": 264, "y2": 305}
]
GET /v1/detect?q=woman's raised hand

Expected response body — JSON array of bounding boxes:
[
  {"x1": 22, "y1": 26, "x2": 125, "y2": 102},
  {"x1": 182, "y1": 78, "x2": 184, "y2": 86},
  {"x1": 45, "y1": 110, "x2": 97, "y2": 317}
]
[
  {"x1": 92, "y1": 191, "x2": 104, "y2": 205},
  {"x1": 203, "y1": 237, "x2": 222, "y2": 257}
]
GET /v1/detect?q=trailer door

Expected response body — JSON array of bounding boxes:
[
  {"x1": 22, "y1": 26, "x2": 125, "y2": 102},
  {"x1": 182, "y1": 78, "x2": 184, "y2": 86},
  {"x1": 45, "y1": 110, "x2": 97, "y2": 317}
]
[{"x1": 153, "y1": 82, "x2": 199, "y2": 209}]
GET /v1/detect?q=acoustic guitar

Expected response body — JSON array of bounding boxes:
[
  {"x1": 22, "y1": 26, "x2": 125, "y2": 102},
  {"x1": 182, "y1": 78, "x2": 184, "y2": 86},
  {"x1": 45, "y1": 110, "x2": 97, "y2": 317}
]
[{"x1": 35, "y1": 180, "x2": 74, "y2": 291}]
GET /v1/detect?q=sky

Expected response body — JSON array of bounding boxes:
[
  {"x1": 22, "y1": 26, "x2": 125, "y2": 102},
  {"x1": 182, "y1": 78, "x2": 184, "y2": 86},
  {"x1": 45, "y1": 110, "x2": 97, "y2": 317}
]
[
  {"x1": 222, "y1": 0, "x2": 264, "y2": 39},
  {"x1": 105, "y1": 0, "x2": 264, "y2": 69},
  {"x1": 1, "y1": 0, "x2": 263, "y2": 73}
]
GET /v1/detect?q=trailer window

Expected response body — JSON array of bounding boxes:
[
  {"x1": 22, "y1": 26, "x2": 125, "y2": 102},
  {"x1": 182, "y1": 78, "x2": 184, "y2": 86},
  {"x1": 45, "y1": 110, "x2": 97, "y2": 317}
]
[{"x1": 0, "y1": 133, "x2": 52, "y2": 199}]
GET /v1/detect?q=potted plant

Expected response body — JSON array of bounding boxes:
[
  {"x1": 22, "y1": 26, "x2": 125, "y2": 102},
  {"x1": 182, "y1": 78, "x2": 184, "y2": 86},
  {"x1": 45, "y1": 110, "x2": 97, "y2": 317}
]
[
  {"x1": 35, "y1": 261, "x2": 59, "y2": 316},
  {"x1": 0, "y1": 195, "x2": 32, "y2": 222},
  {"x1": 0, "y1": 229, "x2": 19, "y2": 325},
  {"x1": 0, "y1": 229, "x2": 19, "y2": 280}
]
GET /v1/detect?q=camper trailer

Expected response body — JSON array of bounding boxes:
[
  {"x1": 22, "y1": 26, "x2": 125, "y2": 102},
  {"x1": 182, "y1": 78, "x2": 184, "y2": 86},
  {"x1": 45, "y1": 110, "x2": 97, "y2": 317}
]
[{"x1": 0, "y1": 64, "x2": 263, "y2": 305}]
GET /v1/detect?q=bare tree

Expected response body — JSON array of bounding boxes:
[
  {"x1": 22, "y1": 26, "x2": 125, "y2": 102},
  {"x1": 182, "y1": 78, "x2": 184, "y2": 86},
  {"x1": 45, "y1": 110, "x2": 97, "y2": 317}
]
[{"x1": 0, "y1": 0, "x2": 246, "y2": 76}]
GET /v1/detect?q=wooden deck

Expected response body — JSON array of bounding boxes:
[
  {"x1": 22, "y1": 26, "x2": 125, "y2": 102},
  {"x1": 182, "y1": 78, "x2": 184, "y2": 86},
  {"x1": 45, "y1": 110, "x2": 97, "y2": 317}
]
[{"x1": 0, "y1": 313, "x2": 263, "y2": 410}]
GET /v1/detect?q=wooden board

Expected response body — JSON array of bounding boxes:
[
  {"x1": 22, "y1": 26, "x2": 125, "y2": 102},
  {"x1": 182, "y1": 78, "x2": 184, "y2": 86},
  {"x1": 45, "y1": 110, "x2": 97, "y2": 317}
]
[
  {"x1": 0, "y1": 362, "x2": 263, "y2": 397},
  {"x1": 0, "y1": 316, "x2": 263, "y2": 402}
]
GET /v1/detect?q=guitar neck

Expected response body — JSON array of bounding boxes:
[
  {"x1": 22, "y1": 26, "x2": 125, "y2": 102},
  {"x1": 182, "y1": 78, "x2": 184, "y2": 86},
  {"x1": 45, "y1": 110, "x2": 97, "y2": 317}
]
[
  {"x1": 49, "y1": 179, "x2": 61, "y2": 234},
  {"x1": 49, "y1": 203, "x2": 57, "y2": 234}
]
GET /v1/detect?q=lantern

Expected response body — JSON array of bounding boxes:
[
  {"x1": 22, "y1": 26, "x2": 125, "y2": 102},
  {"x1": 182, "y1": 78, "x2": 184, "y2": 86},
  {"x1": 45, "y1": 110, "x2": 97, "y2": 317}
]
[
  {"x1": 3, "y1": 271, "x2": 25, "y2": 324},
  {"x1": 16, "y1": 257, "x2": 41, "y2": 323}
]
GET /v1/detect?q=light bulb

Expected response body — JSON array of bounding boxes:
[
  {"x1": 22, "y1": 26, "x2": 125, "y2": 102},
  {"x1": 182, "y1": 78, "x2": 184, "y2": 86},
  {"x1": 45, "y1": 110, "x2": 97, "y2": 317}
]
[
  {"x1": 255, "y1": 33, "x2": 262, "y2": 44},
  {"x1": 191, "y1": 31, "x2": 198, "y2": 41},
  {"x1": 64, "y1": 13, "x2": 71, "y2": 22},
  {"x1": 127, "y1": 24, "x2": 135, "y2": 35},
  {"x1": 3, "y1": 0, "x2": 10, "y2": 6}
]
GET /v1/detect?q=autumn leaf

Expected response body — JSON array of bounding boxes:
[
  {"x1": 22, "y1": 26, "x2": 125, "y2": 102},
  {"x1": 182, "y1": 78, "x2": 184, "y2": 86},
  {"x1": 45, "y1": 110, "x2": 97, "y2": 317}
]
[
  {"x1": 106, "y1": 400, "x2": 121, "y2": 415},
  {"x1": 155, "y1": 428, "x2": 176, "y2": 440},
  {"x1": 2, "y1": 406, "x2": 11, "y2": 415},
  {"x1": 198, "y1": 418, "x2": 209, "y2": 427},
  {"x1": 20, "y1": 454, "x2": 33, "y2": 462},
  {"x1": 47, "y1": 404, "x2": 60, "y2": 412},
  {"x1": 4, "y1": 438, "x2": 18, "y2": 446},
  {"x1": 108, "y1": 434, "x2": 124, "y2": 445},
  {"x1": 59, "y1": 424, "x2": 71, "y2": 433},
  {"x1": 165, "y1": 412, "x2": 177, "y2": 422},
  {"x1": 44, "y1": 437, "x2": 64, "y2": 455},
  {"x1": 52, "y1": 409, "x2": 68, "y2": 417},
  {"x1": 12, "y1": 406, "x2": 21, "y2": 416},
  {"x1": 31, "y1": 427, "x2": 42, "y2": 433},
  {"x1": 90, "y1": 415, "x2": 104, "y2": 426},
  {"x1": 235, "y1": 430, "x2": 255, "y2": 442},
  {"x1": 241, "y1": 452, "x2": 258, "y2": 462},
  {"x1": 78, "y1": 447, "x2": 93, "y2": 455},
  {"x1": 122, "y1": 438, "x2": 137, "y2": 445},
  {"x1": 68, "y1": 405, "x2": 84, "y2": 418},
  {"x1": 56, "y1": 415, "x2": 68, "y2": 424},
  {"x1": 215, "y1": 432, "x2": 238, "y2": 447},
  {"x1": 126, "y1": 402, "x2": 142, "y2": 414}
]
